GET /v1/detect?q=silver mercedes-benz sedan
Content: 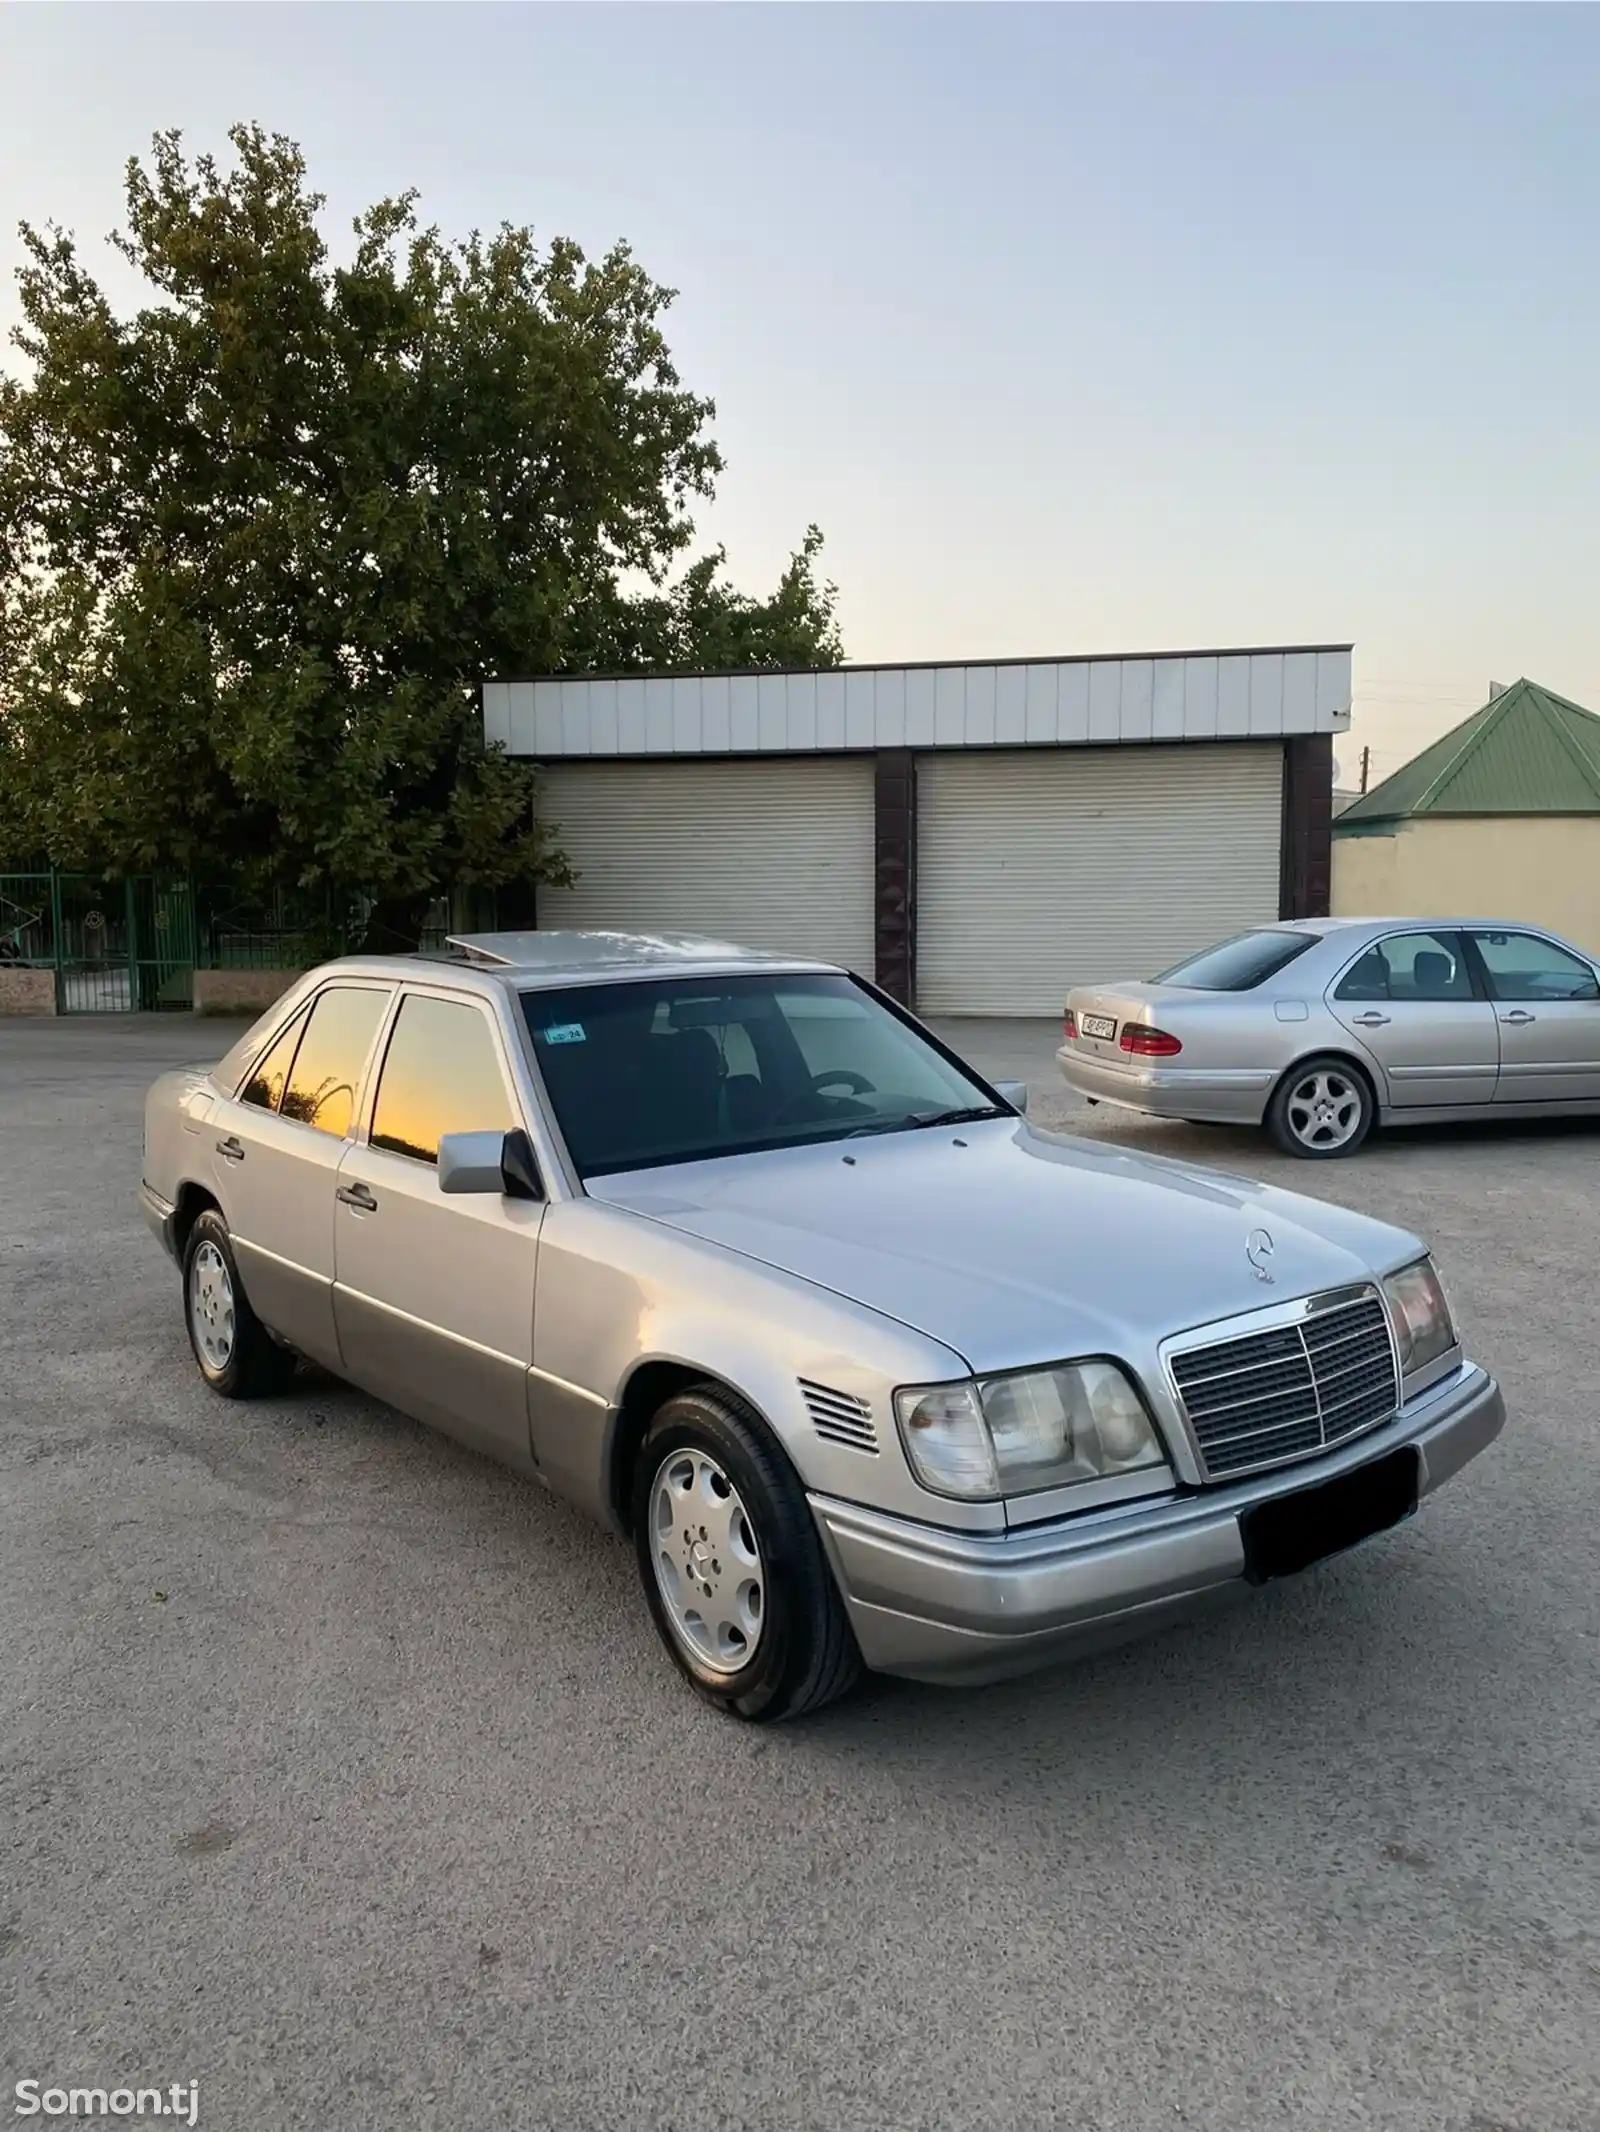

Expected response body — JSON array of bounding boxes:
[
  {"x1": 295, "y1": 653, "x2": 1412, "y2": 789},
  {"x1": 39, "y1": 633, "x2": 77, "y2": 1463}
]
[
  {"x1": 141, "y1": 930, "x2": 1505, "y2": 1721},
  {"x1": 1060, "y1": 916, "x2": 1600, "y2": 1158}
]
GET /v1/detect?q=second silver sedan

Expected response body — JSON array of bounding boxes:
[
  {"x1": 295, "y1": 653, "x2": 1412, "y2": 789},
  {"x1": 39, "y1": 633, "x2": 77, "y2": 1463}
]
[{"x1": 1059, "y1": 916, "x2": 1600, "y2": 1157}]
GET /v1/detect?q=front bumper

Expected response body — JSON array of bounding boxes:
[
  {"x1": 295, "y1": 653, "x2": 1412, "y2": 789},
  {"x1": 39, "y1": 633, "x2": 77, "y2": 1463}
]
[
  {"x1": 1056, "y1": 1044, "x2": 1273, "y2": 1125},
  {"x1": 139, "y1": 1180, "x2": 179, "y2": 1261},
  {"x1": 810, "y1": 1362, "x2": 1505, "y2": 1685}
]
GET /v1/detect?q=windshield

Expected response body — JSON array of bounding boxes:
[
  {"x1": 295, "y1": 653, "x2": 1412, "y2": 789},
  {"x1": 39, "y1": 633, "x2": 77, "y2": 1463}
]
[
  {"x1": 520, "y1": 972, "x2": 1006, "y2": 1177},
  {"x1": 1154, "y1": 929, "x2": 1316, "y2": 991}
]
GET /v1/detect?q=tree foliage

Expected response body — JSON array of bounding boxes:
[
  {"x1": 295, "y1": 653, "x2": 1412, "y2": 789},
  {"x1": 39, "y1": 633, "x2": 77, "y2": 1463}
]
[{"x1": 0, "y1": 125, "x2": 841, "y2": 931}]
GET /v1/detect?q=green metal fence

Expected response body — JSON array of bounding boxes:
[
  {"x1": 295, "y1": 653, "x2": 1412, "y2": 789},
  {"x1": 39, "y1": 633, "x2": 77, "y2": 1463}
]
[
  {"x1": 131, "y1": 878, "x2": 198, "y2": 1010},
  {"x1": 0, "y1": 874, "x2": 51, "y2": 967},
  {"x1": 197, "y1": 885, "x2": 366, "y2": 974},
  {"x1": 1, "y1": 872, "x2": 198, "y2": 1011},
  {"x1": 195, "y1": 885, "x2": 497, "y2": 969},
  {"x1": 1, "y1": 874, "x2": 505, "y2": 1012}
]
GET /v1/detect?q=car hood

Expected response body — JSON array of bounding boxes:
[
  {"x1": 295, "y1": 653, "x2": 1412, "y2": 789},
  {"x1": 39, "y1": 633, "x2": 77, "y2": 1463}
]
[{"x1": 586, "y1": 1121, "x2": 1423, "y2": 1373}]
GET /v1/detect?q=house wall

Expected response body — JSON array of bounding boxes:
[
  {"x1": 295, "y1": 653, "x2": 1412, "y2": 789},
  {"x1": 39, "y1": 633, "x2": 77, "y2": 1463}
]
[{"x1": 1333, "y1": 816, "x2": 1600, "y2": 954}]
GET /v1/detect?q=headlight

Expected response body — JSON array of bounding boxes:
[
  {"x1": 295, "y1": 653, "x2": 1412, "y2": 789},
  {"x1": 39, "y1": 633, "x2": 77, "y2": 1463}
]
[
  {"x1": 895, "y1": 1360, "x2": 1166, "y2": 1500},
  {"x1": 1382, "y1": 1258, "x2": 1458, "y2": 1378}
]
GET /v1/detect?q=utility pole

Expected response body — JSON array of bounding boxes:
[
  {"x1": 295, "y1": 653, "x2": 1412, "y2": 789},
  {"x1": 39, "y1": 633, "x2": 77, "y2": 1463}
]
[{"x1": 1359, "y1": 745, "x2": 1370, "y2": 795}]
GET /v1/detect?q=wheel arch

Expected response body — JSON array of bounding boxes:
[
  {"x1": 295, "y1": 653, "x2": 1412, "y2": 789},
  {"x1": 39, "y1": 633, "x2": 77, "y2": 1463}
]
[
  {"x1": 608, "y1": 1359, "x2": 772, "y2": 1536},
  {"x1": 172, "y1": 1181, "x2": 222, "y2": 1259}
]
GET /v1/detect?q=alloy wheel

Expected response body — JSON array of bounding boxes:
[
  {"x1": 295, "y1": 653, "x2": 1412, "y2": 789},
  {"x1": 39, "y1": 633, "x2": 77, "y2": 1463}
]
[
  {"x1": 649, "y1": 1448, "x2": 766, "y2": 1675},
  {"x1": 1285, "y1": 1068, "x2": 1364, "y2": 1152},
  {"x1": 188, "y1": 1239, "x2": 236, "y2": 1372}
]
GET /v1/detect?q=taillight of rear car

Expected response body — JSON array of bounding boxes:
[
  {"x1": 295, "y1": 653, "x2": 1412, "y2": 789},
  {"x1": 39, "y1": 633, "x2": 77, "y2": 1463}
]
[
  {"x1": 1062, "y1": 1008, "x2": 1078, "y2": 1040},
  {"x1": 1120, "y1": 1025, "x2": 1182, "y2": 1057}
]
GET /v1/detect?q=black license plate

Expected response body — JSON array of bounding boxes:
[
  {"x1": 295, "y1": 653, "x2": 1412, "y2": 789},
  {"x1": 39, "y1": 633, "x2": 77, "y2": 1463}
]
[
  {"x1": 1240, "y1": 1448, "x2": 1419, "y2": 1584},
  {"x1": 1080, "y1": 1013, "x2": 1117, "y2": 1041}
]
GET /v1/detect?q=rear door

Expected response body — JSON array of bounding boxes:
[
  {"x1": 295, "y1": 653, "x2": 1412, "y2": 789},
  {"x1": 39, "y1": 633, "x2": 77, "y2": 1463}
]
[
  {"x1": 1327, "y1": 929, "x2": 1500, "y2": 1109},
  {"x1": 1466, "y1": 929, "x2": 1600, "y2": 1104},
  {"x1": 209, "y1": 982, "x2": 393, "y2": 1366},
  {"x1": 332, "y1": 987, "x2": 544, "y2": 1470}
]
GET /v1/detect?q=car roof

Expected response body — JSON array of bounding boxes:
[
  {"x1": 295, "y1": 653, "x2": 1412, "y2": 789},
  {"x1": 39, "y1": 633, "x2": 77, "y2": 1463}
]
[
  {"x1": 321, "y1": 929, "x2": 842, "y2": 990},
  {"x1": 444, "y1": 928, "x2": 824, "y2": 972},
  {"x1": 1305, "y1": 916, "x2": 1584, "y2": 936},
  {"x1": 1275, "y1": 916, "x2": 1494, "y2": 935}
]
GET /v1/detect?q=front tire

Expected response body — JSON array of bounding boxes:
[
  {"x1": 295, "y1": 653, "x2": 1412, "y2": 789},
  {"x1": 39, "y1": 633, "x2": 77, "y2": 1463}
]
[
  {"x1": 632, "y1": 1385, "x2": 862, "y2": 1723},
  {"x1": 1266, "y1": 1055, "x2": 1375, "y2": 1159},
  {"x1": 183, "y1": 1209, "x2": 297, "y2": 1398}
]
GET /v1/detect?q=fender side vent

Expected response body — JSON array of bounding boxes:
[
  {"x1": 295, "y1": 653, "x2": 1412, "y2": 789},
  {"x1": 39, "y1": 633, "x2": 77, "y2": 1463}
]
[{"x1": 799, "y1": 1379, "x2": 879, "y2": 1454}]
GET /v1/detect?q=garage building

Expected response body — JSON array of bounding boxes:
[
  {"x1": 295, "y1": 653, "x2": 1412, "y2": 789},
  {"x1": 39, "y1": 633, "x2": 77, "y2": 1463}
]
[{"x1": 483, "y1": 645, "x2": 1350, "y2": 1016}]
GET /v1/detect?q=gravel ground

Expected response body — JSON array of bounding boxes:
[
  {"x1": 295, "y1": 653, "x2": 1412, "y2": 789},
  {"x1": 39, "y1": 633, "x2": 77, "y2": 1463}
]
[{"x1": 3, "y1": 1013, "x2": 1597, "y2": 2132}]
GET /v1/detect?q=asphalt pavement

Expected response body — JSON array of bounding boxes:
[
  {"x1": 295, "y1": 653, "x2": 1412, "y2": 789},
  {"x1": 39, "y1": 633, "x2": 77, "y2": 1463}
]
[{"x1": 3, "y1": 1013, "x2": 1598, "y2": 2132}]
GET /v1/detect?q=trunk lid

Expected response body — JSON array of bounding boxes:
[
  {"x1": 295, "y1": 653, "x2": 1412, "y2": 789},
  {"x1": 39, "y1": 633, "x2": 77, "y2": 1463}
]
[{"x1": 1063, "y1": 980, "x2": 1180, "y2": 1060}]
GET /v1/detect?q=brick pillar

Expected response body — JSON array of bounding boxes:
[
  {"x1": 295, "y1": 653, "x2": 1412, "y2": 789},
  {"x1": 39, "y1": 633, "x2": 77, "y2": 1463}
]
[
  {"x1": 1280, "y1": 734, "x2": 1334, "y2": 919},
  {"x1": 874, "y1": 749, "x2": 917, "y2": 1005}
]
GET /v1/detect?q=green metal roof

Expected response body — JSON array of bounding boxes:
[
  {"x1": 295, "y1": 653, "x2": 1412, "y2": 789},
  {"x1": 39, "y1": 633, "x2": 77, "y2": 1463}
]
[{"x1": 1335, "y1": 678, "x2": 1600, "y2": 833}]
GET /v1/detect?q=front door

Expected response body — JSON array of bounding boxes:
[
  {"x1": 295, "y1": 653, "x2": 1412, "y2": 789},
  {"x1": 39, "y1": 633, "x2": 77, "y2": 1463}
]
[
  {"x1": 1467, "y1": 929, "x2": 1600, "y2": 1105},
  {"x1": 332, "y1": 989, "x2": 543, "y2": 1472},
  {"x1": 210, "y1": 982, "x2": 393, "y2": 1368},
  {"x1": 1327, "y1": 928, "x2": 1500, "y2": 1109}
]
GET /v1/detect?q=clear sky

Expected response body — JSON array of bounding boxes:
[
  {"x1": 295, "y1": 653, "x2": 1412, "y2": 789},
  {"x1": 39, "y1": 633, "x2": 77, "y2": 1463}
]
[{"x1": 2, "y1": 3, "x2": 1596, "y2": 787}]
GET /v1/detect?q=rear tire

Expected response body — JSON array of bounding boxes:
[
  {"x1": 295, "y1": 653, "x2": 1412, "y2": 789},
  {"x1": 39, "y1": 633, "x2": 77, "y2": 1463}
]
[
  {"x1": 1266, "y1": 1055, "x2": 1375, "y2": 1159},
  {"x1": 632, "y1": 1383, "x2": 862, "y2": 1723},
  {"x1": 183, "y1": 1210, "x2": 297, "y2": 1398}
]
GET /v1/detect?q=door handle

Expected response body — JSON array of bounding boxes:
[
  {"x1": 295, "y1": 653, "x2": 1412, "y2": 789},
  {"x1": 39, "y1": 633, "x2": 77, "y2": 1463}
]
[
  {"x1": 336, "y1": 1182, "x2": 378, "y2": 1212},
  {"x1": 215, "y1": 1135, "x2": 245, "y2": 1163},
  {"x1": 1499, "y1": 1010, "x2": 1537, "y2": 1025},
  {"x1": 1351, "y1": 1012, "x2": 1390, "y2": 1027}
]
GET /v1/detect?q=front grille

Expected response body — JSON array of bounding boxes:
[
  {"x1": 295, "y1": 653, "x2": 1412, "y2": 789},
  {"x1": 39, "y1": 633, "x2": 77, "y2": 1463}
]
[
  {"x1": 1169, "y1": 1290, "x2": 1399, "y2": 1480},
  {"x1": 798, "y1": 1379, "x2": 879, "y2": 1455}
]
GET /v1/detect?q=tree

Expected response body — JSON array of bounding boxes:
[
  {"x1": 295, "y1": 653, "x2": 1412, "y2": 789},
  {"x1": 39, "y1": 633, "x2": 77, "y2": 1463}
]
[{"x1": 0, "y1": 125, "x2": 841, "y2": 944}]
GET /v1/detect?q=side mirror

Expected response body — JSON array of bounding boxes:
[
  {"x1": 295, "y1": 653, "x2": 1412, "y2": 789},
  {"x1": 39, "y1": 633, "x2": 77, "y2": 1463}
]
[
  {"x1": 994, "y1": 1079, "x2": 1029, "y2": 1115},
  {"x1": 438, "y1": 1127, "x2": 543, "y2": 1201}
]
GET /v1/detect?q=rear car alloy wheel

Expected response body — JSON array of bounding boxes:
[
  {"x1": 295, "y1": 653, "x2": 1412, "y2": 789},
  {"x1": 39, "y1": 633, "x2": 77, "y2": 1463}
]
[
  {"x1": 182, "y1": 1209, "x2": 297, "y2": 1398},
  {"x1": 188, "y1": 1238, "x2": 235, "y2": 1374},
  {"x1": 632, "y1": 1385, "x2": 862, "y2": 1722},
  {"x1": 1268, "y1": 1056, "x2": 1374, "y2": 1159}
]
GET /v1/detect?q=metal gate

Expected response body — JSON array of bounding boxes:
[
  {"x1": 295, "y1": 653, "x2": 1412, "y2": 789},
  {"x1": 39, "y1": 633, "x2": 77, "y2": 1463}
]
[
  {"x1": 0, "y1": 873, "x2": 196, "y2": 1012},
  {"x1": 129, "y1": 878, "x2": 195, "y2": 1010},
  {"x1": 54, "y1": 875, "x2": 134, "y2": 1011}
]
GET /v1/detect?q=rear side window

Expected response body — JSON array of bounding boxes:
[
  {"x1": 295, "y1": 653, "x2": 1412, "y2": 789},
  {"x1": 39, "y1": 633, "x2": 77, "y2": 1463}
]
[
  {"x1": 1154, "y1": 931, "x2": 1316, "y2": 991},
  {"x1": 1336, "y1": 931, "x2": 1472, "y2": 1003},
  {"x1": 280, "y1": 986, "x2": 390, "y2": 1138},
  {"x1": 370, "y1": 994, "x2": 516, "y2": 1163},
  {"x1": 239, "y1": 1008, "x2": 309, "y2": 1112}
]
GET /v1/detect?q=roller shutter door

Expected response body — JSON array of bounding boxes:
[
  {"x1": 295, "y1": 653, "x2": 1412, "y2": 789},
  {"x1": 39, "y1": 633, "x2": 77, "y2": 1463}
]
[
  {"x1": 536, "y1": 758, "x2": 876, "y2": 973},
  {"x1": 917, "y1": 743, "x2": 1284, "y2": 1015}
]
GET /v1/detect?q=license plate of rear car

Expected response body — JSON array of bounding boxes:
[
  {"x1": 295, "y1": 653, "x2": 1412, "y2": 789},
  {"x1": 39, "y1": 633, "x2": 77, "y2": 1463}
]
[
  {"x1": 1080, "y1": 1013, "x2": 1116, "y2": 1041},
  {"x1": 1239, "y1": 1448, "x2": 1419, "y2": 1584}
]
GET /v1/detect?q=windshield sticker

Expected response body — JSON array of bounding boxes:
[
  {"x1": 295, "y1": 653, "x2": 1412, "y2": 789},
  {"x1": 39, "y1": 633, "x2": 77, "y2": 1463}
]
[{"x1": 541, "y1": 1022, "x2": 586, "y2": 1045}]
